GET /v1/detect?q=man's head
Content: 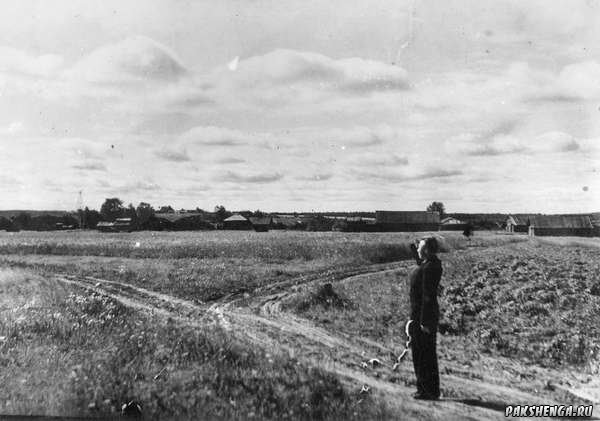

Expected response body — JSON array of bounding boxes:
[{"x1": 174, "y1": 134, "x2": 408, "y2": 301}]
[{"x1": 417, "y1": 237, "x2": 439, "y2": 260}]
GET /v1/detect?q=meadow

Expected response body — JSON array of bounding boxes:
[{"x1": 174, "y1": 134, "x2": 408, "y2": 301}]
[
  {"x1": 0, "y1": 268, "x2": 384, "y2": 419},
  {"x1": 2, "y1": 229, "x2": 598, "y2": 419},
  {"x1": 0, "y1": 230, "x2": 524, "y2": 303}
]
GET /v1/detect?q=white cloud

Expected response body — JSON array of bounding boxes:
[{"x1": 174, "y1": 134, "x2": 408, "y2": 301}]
[
  {"x1": 154, "y1": 146, "x2": 191, "y2": 162},
  {"x1": 353, "y1": 167, "x2": 462, "y2": 183},
  {"x1": 180, "y1": 126, "x2": 271, "y2": 147},
  {"x1": 0, "y1": 121, "x2": 25, "y2": 135},
  {"x1": 219, "y1": 171, "x2": 283, "y2": 183},
  {"x1": 533, "y1": 132, "x2": 580, "y2": 153},
  {"x1": 0, "y1": 46, "x2": 63, "y2": 77},
  {"x1": 348, "y1": 152, "x2": 409, "y2": 167},
  {"x1": 229, "y1": 49, "x2": 409, "y2": 93},
  {"x1": 555, "y1": 61, "x2": 600, "y2": 100},
  {"x1": 66, "y1": 36, "x2": 187, "y2": 84},
  {"x1": 72, "y1": 161, "x2": 107, "y2": 171},
  {"x1": 452, "y1": 134, "x2": 526, "y2": 156}
]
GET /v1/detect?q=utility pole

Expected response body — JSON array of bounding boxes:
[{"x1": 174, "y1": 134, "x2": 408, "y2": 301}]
[{"x1": 77, "y1": 190, "x2": 84, "y2": 229}]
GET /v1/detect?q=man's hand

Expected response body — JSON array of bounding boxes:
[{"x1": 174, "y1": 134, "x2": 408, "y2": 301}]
[{"x1": 420, "y1": 324, "x2": 431, "y2": 334}]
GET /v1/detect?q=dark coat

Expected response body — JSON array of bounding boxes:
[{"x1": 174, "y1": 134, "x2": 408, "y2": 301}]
[{"x1": 409, "y1": 256, "x2": 443, "y2": 330}]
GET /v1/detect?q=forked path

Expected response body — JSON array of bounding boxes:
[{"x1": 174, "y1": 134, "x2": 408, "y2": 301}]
[{"x1": 55, "y1": 269, "x2": 582, "y2": 420}]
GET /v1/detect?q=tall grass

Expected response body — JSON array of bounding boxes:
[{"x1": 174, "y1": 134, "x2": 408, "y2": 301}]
[
  {"x1": 0, "y1": 268, "x2": 390, "y2": 419},
  {"x1": 0, "y1": 230, "x2": 527, "y2": 261},
  {"x1": 0, "y1": 230, "x2": 528, "y2": 303}
]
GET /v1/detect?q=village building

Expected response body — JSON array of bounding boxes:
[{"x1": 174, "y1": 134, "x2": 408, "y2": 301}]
[
  {"x1": 505, "y1": 214, "x2": 536, "y2": 233},
  {"x1": 248, "y1": 216, "x2": 272, "y2": 232},
  {"x1": 153, "y1": 212, "x2": 214, "y2": 230},
  {"x1": 591, "y1": 213, "x2": 600, "y2": 236},
  {"x1": 223, "y1": 214, "x2": 252, "y2": 230},
  {"x1": 439, "y1": 216, "x2": 468, "y2": 231},
  {"x1": 331, "y1": 216, "x2": 377, "y2": 232},
  {"x1": 375, "y1": 211, "x2": 440, "y2": 232},
  {"x1": 97, "y1": 218, "x2": 133, "y2": 233},
  {"x1": 528, "y1": 215, "x2": 595, "y2": 237},
  {"x1": 272, "y1": 215, "x2": 305, "y2": 230}
]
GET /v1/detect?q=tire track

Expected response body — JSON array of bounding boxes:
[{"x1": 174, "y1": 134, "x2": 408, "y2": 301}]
[{"x1": 54, "y1": 270, "x2": 554, "y2": 420}]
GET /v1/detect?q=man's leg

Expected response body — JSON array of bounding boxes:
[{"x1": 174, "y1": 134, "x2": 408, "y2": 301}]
[
  {"x1": 411, "y1": 329, "x2": 425, "y2": 395},
  {"x1": 420, "y1": 332, "x2": 440, "y2": 398}
]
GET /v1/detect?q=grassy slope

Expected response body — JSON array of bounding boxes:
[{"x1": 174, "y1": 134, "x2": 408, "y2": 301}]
[
  {"x1": 288, "y1": 240, "x2": 600, "y2": 374},
  {"x1": 0, "y1": 230, "x2": 533, "y2": 419},
  {"x1": 0, "y1": 268, "x2": 390, "y2": 420}
]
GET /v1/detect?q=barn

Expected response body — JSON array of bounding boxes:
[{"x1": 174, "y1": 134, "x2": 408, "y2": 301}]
[
  {"x1": 272, "y1": 215, "x2": 305, "y2": 230},
  {"x1": 528, "y1": 215, "x2": 595, "y2": 237},
  {"x1": 97, "y1": 218, "x2": 133, "y2": 233},
  {"x1": 439, "y1": 216, "x2": 468, "y2": 231},
  {"x1": 591, "y1": 213, "x2": 600, "y2": 236},
  {"x1": 223, "y1": 214, "x2": 252, "y2": 230},
  {"x1": 248, "y1": 216, "x2": 272, "y2": 232},
  {"x1": 154, "y1": 212, "x2": 214, "y2": 230},
  {"x1": 505, "y1": 215, "x2": 535, "y2": 233},
  {"x1": 375, "y1": 211, "x2": 440, "y2": 232}
]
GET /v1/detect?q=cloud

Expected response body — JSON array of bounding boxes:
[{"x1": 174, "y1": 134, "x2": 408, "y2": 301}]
[
  {"x1": 56, "y1": 138, "x2": 112, "y2": 160},
  {"x1": 0, "y1": 174, "x2": 21, "y2": 186},
  {"x1": 231, "y1": 49, "x2": 409, "y2": 94},
  {"x1": 450, "y1": 130, "x2": 582, "y2": 157},
  {"x1": 462, "y1": 135, "x2": 526, "y2": 156},
  {"x1": 296, "y1": 173, "x2": 333, "y2": 181},
  {"x1": 354, "y1": 167, "x2": 462, "y2": 182},
  {"x1": 554, "y1": 61, "x2": 600, "y2": 100},
  {"x1": 118, "y1": 180, "x2": 161, "y2": 192},
  {"x1": 0, "y1": 121, "x2": 25, "y2": 136},
  {"x1": 533, "y1": 131, "x2": 580, "y2": 152},
  {"x1": 215, "y1": 157, "x2": 245, "y2": 164},
  {"x1": 517, "y1": 60, "x2": 600, "y2": 102},
  {"x1": 0, "y1": 46, "x2": 64, "y2": 77},
  {"x1": 66, "y1": 36, "x2": 187, "y2": 84},
  {"x1": 350, "y1": 153, "x2": 409, "y2": 167},
  {"x1": 180, "y1": 126, "x2": 269, "y2": 147},
  {"x1": 72, "y1": 161, "x2": 107, "y2": 171},
  {"x1": 290, "y1": 125, "x2": 401, "y2": 149},
  {"x1": 154, "y1": 146, "x2": 191, "y2": 162},
  {"x1": 220, "y1": 171, "x2": 283, "y2": 183}
]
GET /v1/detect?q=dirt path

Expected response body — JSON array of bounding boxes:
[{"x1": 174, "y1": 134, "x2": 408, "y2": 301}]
[{"x1": 54, "y1": 268, "x2": 591, "y2": 420}]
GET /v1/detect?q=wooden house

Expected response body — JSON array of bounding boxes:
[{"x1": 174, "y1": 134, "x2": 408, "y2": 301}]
[
  {"x1": 528, "y1": 215, "x2": 595, "y2": 237},
  {"x1": 223, "y1": 214, "x2": 252, "y2": 230},
  {"x1": 248, "y1": 216, "x2": 272, "y2": 232}
]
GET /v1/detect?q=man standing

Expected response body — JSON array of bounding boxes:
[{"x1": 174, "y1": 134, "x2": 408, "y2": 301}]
[{"x1": 409, "y1": 237, "x2": 442, "y2": 400}]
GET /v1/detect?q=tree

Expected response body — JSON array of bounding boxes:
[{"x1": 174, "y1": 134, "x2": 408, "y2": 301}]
[
  {"x1": 158, "y1": 205, "x2": 175, "y2": 214},
  {"x1": 126, "y1": 204, "x2": 138, "y2": 228},
  {"x1": 83, "y1": 207, "x2": 102, "y2": 229},
  {"x1": 100, "y1": 198, "x2": 124, "y2": 221},
  {"x1": 214, "y1": 205, "x2": 231, "y2": 222},
  {"x1": 136, "y1": 202, "x2": 155, "y2": 228},
  {"x1": 427, "y1": 202, "x2": 445, "y2": 217},
  {"x1": 13, "y1": 212, "x2": 32, "y2": 230}
]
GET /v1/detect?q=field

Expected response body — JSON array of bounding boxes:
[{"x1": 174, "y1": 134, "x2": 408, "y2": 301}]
[{"x1": 0, "y1": 230, "x2": 598, "y2": 420}]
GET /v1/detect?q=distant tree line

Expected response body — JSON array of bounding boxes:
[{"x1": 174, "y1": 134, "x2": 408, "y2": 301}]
[
  {"x1": 0, "y1": 212, "x2": 79, "y2": 232},
  {"x1": 0, "y1": 198, "x2": 508, "y2": 232}
]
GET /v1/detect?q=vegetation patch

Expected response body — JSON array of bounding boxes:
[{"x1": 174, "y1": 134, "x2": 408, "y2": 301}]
[
  {"x1": 0, "y1": 268, "x2": 388, "y2": 420},
  {"x1": 291, "y1": 283, "x2": 355, "y2": 313}
]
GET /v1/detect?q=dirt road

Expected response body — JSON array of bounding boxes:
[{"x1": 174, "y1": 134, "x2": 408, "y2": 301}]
[{"x1": 55, "y1": 266, "x2": 596, "y2": 420}]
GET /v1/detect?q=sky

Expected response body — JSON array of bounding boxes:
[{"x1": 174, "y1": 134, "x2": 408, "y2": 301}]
[{"x1": 0, "y1": 0, "x2": 599, "y2": 213}]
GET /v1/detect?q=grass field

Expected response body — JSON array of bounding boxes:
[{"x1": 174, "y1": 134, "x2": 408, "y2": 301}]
[
  {"x1": 0, "y1": 230, "x2": 523, "y2": 302},
  {"x1": 0, "y1": 268, "x2": 386, "y2": 419},
  {"x1": 1, "y1": 229, "x2": 598, "y2": 419}
]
